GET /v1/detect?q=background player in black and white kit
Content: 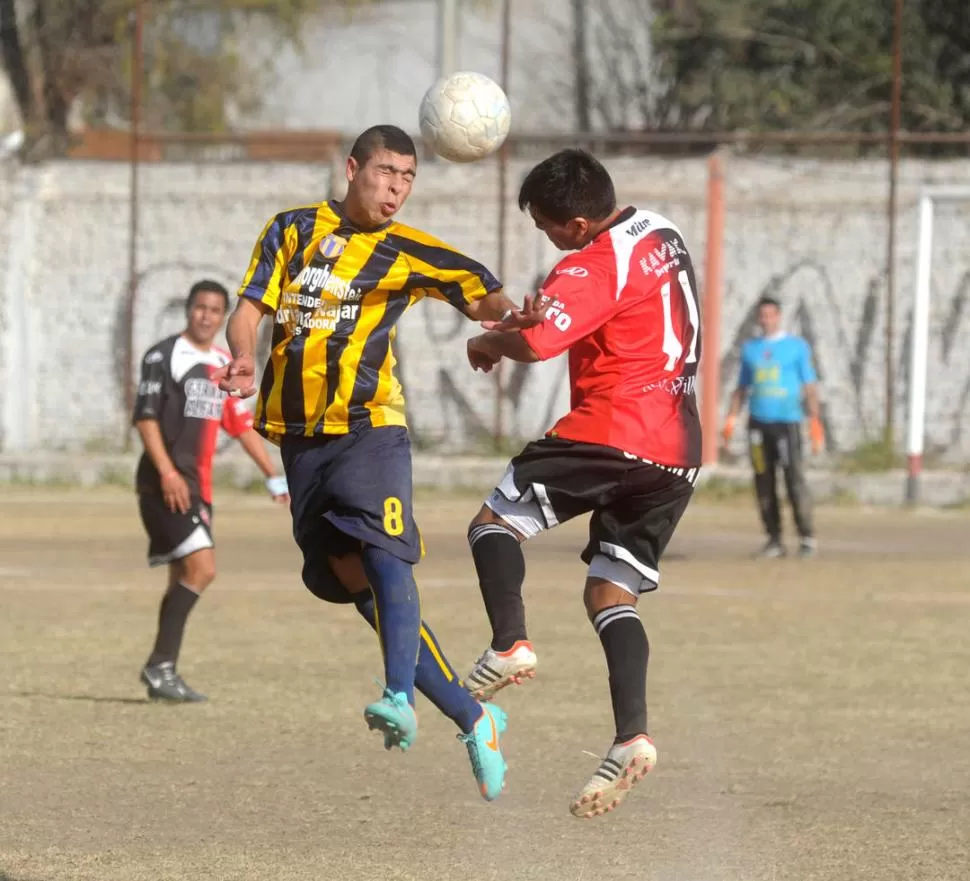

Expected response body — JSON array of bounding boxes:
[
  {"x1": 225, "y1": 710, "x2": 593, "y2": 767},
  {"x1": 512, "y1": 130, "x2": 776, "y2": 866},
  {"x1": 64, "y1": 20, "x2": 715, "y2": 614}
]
[{"x1": 133, "y1": 280, "x2": 289, "y2": 702}]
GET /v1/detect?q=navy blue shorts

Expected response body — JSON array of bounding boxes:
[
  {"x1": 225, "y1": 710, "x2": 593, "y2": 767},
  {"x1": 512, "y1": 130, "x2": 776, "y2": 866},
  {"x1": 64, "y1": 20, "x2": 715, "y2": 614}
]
[{"x1": 281, "y1": 425, "x2": 421, "y2": 604}]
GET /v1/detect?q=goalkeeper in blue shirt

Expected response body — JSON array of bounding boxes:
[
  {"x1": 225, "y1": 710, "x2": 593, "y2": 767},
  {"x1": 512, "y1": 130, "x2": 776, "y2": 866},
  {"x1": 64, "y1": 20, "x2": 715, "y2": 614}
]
[{"x1": 721, "y1": 297, "x2": 824, "y2": 558}]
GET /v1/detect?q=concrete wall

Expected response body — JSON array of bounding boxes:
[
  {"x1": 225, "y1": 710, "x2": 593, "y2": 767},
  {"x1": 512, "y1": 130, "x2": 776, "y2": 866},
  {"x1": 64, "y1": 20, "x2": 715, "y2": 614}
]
[{"x1": 2, "y1": 154, "x2": 969, "y2": 460}]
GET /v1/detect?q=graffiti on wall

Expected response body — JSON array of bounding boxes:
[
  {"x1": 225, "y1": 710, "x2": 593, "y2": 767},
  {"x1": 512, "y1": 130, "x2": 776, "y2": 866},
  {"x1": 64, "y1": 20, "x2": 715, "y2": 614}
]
[
  {"x1": 112, "y1": 253, "x2": 970, "y2": 460},
  {"x1": 397, "y1": 258, "x2": 970, "y2": 459}
]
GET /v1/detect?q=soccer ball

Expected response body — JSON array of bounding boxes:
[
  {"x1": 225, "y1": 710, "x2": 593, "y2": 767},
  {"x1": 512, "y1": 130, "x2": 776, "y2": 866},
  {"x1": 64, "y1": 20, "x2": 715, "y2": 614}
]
[{"x1": 419, "y1": 71, "x2": 511, "y2": 163}]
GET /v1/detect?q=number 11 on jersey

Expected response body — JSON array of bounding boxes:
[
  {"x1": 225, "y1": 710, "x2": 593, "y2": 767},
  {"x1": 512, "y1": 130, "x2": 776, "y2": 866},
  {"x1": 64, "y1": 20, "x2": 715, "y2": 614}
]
[{"x1": 660, "y1": 270, "x2": 700, "y2": 372}]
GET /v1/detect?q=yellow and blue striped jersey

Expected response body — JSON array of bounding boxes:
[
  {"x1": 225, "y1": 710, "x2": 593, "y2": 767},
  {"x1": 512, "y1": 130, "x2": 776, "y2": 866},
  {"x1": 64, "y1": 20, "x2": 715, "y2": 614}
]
[{"x1": 238, "y1": 200, "x2": 501, "y2": 441}]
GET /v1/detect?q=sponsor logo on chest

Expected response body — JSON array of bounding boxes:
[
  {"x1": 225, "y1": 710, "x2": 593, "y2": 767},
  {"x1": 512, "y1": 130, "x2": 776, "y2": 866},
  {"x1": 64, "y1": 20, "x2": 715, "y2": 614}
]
[{"x1": 183, "y1": 377, "x2": 225, "y2": 421}]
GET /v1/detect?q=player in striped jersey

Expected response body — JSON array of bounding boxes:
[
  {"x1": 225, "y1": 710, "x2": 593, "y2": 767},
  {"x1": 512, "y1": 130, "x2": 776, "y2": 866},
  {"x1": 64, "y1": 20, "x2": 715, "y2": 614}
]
[{"x1": 216, "y1": 125, "x2": 517, "y2": 801}]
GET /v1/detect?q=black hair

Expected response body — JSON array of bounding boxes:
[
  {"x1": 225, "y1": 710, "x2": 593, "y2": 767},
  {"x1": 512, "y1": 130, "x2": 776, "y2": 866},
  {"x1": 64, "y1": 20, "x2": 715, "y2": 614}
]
[
  {"x1": 518, "y1": 148, "x2": 616, "y2": 224},
  {"x1": 186, "y1": 279, "x2": 229, "y2": 311},
  {"x1": 757, "y1": 296, "x2": 782, "y2": 310},
  {"x1": 350, "y1": 125, "x2": 417, "y2": 166}
]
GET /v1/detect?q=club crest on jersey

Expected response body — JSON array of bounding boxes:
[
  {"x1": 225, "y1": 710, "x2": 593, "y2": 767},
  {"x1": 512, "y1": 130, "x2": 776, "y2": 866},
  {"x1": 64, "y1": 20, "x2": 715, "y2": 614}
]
[{"x1": 318, "y1": 234, "x2": 348, "y2": 260}]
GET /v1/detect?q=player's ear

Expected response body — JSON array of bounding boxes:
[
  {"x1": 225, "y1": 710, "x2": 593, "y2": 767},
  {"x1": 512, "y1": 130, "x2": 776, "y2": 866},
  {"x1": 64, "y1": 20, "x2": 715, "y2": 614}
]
[
  {"x1": 567, "y1": 216, "x2": 590, "y2": 241},
  {"x1": 346, "y1": 156, "x2": 359, "y2": 183}
]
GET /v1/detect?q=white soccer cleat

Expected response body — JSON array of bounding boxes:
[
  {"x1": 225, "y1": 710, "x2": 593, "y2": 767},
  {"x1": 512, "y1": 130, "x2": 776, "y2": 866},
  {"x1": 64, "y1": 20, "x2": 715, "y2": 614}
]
[
  {"x1": 464, "y1": 640, "x2": 538, "y2": 701},
  {"x1": 570, "y1": 734, "x2": 657, "y2": 819}
]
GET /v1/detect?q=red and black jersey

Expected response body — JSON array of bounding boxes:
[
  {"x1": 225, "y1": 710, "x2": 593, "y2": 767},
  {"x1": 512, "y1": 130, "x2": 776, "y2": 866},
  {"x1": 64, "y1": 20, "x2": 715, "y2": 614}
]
[
  {"x1": 521, "y1": 207, "x2": 703, "y2": 468},
  {"x1": 133, "y1": 334, "x2": 253, "y2": 504}
]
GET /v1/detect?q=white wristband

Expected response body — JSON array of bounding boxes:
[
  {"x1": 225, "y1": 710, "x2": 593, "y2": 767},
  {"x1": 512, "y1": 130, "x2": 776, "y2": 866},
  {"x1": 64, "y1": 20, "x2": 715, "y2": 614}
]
[{"x1": 266, "y1": 475, "x2": 288, "y2": 497}]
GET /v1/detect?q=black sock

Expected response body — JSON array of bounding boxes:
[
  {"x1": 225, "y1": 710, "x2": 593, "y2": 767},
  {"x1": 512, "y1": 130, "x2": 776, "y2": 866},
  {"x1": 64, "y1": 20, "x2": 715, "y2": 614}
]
[
  {"x1": 593, "y1": 605, "x2": 649, "y2": 743},
  {"x1": 147, "y1": 582, "x2": 200, "y2": 667},
  {"x1": 468, "y1": 522, "x2": 527, "y2": 652}
]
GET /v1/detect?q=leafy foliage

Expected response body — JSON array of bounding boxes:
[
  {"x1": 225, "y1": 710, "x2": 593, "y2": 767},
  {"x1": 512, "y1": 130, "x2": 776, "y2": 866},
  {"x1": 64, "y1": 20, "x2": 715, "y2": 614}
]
[
  {"x1": 579, "y1": 0, "x2": 970, "y2": 153},
  {"x1": 1, "y1": 0, "x2": 366, "y2": 155}
]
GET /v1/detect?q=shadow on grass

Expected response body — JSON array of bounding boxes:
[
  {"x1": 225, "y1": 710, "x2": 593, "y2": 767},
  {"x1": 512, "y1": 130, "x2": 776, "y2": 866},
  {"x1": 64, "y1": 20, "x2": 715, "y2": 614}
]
[{"x1": 7, "y1": 691, "x2": 150, "y2": 705}]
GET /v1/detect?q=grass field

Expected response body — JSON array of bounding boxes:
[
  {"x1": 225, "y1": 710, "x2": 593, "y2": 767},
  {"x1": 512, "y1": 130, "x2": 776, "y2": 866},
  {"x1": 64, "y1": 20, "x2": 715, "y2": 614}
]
[{"x1": 2, "y1": 486, "x2": 969, "y2": 881}]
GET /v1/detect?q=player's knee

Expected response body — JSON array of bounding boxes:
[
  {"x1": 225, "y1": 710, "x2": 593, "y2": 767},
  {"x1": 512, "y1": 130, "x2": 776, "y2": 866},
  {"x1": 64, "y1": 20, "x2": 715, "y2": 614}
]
[
  {"x1": 467, "y1": 505, "x2": 527, "y2": 545},
  {"x1": 301, "y1": 556, "x2": 356, "y2": 604},
  {"x1": 327, "y1": 552, "x2": 369, "y2": 594},
  {"x1": 583, "y1": 556, "x2": 644, "y2": 620},
  {"x1": 469, "y1": 504, "x2": 499, "y2": 531},
  {"x1": 179, "y1": 551, "x2": 216, "y2": 591}
]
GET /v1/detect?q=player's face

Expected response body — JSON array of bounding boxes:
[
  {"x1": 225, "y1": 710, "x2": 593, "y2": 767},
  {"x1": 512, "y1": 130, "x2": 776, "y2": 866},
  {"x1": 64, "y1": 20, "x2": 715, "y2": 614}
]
[
  {"x1": 345, "y1": 149, "x2": 417, "y2": 228},
  {"x1": 758, "y1": 303, "x2": 782, "y2": 336},
  {"x1": 185, "y1": 291, "x2": 227, "y2": 346},
  {"x1": 529, "y1": 206, "x2": 590, "y2": 251}
]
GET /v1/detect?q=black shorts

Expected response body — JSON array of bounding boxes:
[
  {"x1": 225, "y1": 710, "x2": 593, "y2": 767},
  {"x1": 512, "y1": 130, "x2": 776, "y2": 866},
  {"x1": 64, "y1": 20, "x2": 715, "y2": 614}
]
[
  {"x1": 138, "y1": 493, "x2": 214, "y2": 568},
  {"x1": 485, "y1": 437, "x2": 698, "y2": 594},
  {"x1": 280, "y1": 424, "x2": 421, "y2": 605}
]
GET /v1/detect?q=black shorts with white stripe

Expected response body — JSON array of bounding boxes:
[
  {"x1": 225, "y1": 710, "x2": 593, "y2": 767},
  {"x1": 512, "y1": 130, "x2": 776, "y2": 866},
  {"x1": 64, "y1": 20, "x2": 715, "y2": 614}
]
[
  {"x1": 484, "y1": 437, "x2": 697, "y2": 593},
  {"x1": 138, "y1": 492, "x2": 214, "y2": 568}
]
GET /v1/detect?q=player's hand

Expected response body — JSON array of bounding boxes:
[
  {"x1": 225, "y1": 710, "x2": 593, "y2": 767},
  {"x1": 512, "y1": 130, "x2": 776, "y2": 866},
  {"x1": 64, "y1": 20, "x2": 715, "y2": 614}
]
[
  {"x1": 214, "y1": 354, "x2": 257, "y2": 399},
  {"x1": 481, "y1": 292, "x2": 551, "y2": 332},
  {"x1": 160, "y1": 470, "x2": 191, "y2": 514},
  {"x1": 809, "y1": 416, "x2": 825, "y2": 455},
  {"x1": 265, "y1": 475, "x2": 290, "y2": 506},
  {"x1": 467, "y1": 336, "x2": 501, "y2": 373}
]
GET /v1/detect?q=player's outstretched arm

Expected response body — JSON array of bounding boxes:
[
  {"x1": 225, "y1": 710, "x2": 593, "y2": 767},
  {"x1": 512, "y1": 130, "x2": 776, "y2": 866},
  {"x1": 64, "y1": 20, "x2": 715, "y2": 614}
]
[
  {"x1": 462, "y1": 289, "x2": 517, "y2": 323},
  {"x1": 467, "y1": 330, "x2": 541, "y2": 373},
  {"x1": 215, "y1": 298, "x2": 272, "y2": 398},
  {"x1": 236, "y1": 429, "x2": 290, "y2": 504},
  {"x1": 479, "y1": 292, "x2": 551, "y2": 332}
]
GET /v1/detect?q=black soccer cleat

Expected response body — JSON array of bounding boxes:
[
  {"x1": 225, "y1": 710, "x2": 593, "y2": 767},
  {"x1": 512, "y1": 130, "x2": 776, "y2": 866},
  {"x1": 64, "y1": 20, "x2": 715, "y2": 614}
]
[{"x1": 140, "y1": 661, "x2": 208, "y2": 703}]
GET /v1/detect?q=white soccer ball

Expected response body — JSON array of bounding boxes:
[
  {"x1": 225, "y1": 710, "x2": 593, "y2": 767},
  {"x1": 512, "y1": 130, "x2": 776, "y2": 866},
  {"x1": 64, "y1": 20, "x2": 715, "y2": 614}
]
[{"x1": 419, "y1": 71, "x2": 511, "y2": 163}]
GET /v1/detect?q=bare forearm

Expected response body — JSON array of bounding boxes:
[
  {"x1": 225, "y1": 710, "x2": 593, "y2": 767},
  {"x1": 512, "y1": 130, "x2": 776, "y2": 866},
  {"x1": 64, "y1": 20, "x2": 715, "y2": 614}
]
[
  {"x1": 464, "y1": 290, "x2": 517, "y2": 322},
  {"x1": 804, "y1": 384, "x2": 820, "y2": 420},
  {"x1": 478, "y1": 330, "x2": 541, "y2": 363},
  {"x1": 135, "y1": 420, "x2": 176, "y2": 476},
  {"x1": 227, "y1": 298, "x2": 267, "y2": 360},
  {"x1": 237, "y1": 429, "x2": 278, "y2": 478}
]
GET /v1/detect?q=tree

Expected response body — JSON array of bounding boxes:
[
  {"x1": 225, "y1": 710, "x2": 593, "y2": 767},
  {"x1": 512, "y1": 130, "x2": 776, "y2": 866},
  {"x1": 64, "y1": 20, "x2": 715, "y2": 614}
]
[
  {"x1": 0, "y1": 0, "x2": 363, "y2": 156},
  {"x1": 573, "y1": 0, "x2": 970, "y2": 153}
]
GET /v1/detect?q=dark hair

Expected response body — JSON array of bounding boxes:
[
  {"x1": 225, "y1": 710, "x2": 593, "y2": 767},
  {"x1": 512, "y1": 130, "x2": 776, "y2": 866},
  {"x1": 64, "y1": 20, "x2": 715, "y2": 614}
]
[
  {"x1": 350, "y1": 125, "x2": 417, "y2": 166},
  {"x1": 518, "y1": 149, "x2": 616, "y2": 224},
  {"x1": 186, "y1": 279, "x2": 229, "y2": 311},
  {"x1": 757, "y1": 296, "x2": 782, "y2": 310}
]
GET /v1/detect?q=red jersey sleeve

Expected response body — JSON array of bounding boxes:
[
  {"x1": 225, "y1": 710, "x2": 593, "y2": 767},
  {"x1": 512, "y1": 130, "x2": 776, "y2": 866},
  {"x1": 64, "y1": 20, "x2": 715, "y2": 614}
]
[
  {"x1": 521, "y1": 257, "x2": 618, "y2": 361},
  {"x1": 221, "y1": 394, "x2": 254, "y2": 438}
]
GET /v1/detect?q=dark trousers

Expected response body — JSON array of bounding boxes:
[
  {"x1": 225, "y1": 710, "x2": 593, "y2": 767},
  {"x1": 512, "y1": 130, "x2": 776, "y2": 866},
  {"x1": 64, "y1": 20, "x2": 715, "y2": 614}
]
[{"x1": 748, "y1": 419, "x2": 814, "y2": 541}]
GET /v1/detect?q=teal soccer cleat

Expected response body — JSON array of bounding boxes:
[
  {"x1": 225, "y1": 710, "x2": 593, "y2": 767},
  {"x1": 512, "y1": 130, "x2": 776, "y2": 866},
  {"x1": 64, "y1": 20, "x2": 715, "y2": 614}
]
[
  {"x1": 458, "y1": 703, "x2": 508, "y2": 801},
  {"x1": 364, "y1": 689, "x2": 419, "y2": 752}
]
